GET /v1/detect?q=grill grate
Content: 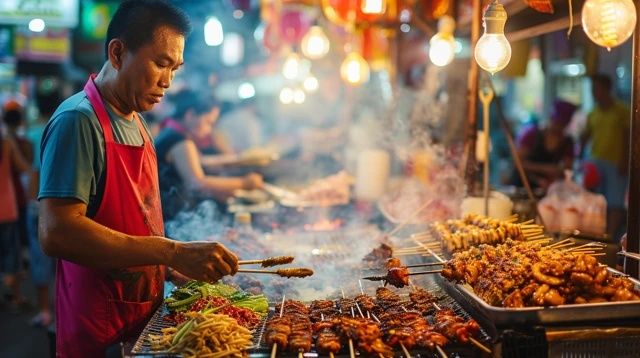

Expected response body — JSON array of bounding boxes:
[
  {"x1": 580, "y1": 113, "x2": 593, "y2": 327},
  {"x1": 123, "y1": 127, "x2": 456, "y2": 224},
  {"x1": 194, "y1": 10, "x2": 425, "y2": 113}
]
[{"x1": 129, "y1": 305, "x2": 269, "y2": 356}]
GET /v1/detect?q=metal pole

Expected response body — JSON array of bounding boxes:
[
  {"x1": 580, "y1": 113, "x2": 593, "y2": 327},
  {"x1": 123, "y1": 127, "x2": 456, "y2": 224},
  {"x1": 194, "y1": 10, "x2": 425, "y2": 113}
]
[
  {"x1": 462, "y1": 0, "x2": 482, "y2": 192},
  {"x1": 625, "y1": 1, "x2": 640, "y2": 278}
]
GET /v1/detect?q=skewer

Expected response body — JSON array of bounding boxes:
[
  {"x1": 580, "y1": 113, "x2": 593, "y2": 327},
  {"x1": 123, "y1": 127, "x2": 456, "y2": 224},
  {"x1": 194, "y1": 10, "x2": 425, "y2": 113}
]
[
  {"x1": 469, "y1": 337, "x2": 492, "y2": 354},
  {"x1": 566, "y1": 242, "x2": 607, "y2": 252},
  {"x1": 238, "y1": 256, "x2": 294, "y2": 267},
  {"x1": 409, "y1": 270, "x2": 443, "y2": 276},
  {"x1": 400, "y1": 342, "x2": 413, "y2": 358},
  {"x1": 386, "y1": 199, "x2": 435, "y2": 238},
  {"x1": 548, "y1": 242, "x2": 575, "y2": 250},
  {"x1": 270, "y1": 295, "x2": 286, "y2": 358},
  {"x1": 237, "y1": 268, "x2": 314, "y2": 278},
  {"x1": 435, "y1": 345, "x2": 448, "y2": 358},
  {"x1": 546, "y1": 238, "x2": 573, "y2": 248},
  {"x1": 340, "y1": 289, "x2": 357, "y2": 358},
  {"x1": 404, "y1": 262, "x2": 447, "y2": 268}
]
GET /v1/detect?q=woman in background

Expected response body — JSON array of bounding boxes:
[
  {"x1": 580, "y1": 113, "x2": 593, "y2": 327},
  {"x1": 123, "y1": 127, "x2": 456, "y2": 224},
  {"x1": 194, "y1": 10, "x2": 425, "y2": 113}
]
[{"x1": 155, "y1": 89, "x2": 263, "y2": 220}]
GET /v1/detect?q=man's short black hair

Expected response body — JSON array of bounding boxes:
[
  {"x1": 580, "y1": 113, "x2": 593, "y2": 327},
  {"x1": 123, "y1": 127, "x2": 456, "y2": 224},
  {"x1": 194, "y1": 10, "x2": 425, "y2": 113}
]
[
  {"x1": 105, "y1": 0, "x2": 191, "y2": 59},
  {"x1": 591, "y1": 73, "x2": 612, "y2": 91}
]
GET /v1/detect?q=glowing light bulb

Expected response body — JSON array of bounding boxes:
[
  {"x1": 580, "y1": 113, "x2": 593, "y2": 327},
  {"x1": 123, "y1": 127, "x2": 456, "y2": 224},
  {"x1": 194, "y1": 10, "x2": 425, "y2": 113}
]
[
  {"x1": 361, "y1": 0, "x2": 386, "y2": 15},
  {"x1": 474, "y1": 2, "x2": 511, "y2": 75},
  {"x1": 204, "y1": 17, "x2": 223, "y2": 46},
  {"x1": 282, "y1": 53, "x2": 301, "y2": 80},
  {"x1": 340, "y1": 52, "x2": 370, "y2": 86},
  {"x1": 293, "y1": 88, "x2": 306, "y2": 104},
  {"x1": 303, "y1": 76, "x2": 319, "y2": 92},
  {"x1": 301, "y1": 26, "x2": 330, "y2": 60},
  {"x1": 279, "y1": 87, "x2": 293, "y2": 104},
  {"x1": 429, "y1": 15, "x2": 456, "y2": 67},
  {"x1": 582, "y1": 0, "x2": 637, "y2": 51}
]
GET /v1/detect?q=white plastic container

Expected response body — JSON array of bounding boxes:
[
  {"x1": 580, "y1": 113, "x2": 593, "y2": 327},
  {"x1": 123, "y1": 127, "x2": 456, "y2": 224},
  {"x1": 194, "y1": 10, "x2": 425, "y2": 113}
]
[
  {"x1": 355, "y1": 149, "x2": 390, "y2": 201},
  {"x1": 461, "y1": 191, "x2": 514, "y2": 220}
]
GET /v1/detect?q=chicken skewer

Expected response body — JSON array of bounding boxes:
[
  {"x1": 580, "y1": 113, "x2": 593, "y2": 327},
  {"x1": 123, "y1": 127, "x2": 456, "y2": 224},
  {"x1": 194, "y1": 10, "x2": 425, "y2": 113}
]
[
  {"x1": 238, "y1": 256, "x2": 294, "y2": 267},
  {"x1": 268, "y1": 295, "x2": 286, "y2": 358},
  {"x1": 237, "y1": 268, "x2": 314, "y2": 278}
]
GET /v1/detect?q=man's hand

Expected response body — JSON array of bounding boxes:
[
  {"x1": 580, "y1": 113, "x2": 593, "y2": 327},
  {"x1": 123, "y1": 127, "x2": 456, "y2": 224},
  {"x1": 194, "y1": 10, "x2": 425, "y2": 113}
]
[
  {"x1": 170, "y1": 242, "x2": 238, "y2": 283},
  {"x1": 242, "y1": 173, "x2": 264, "y2": 190}
]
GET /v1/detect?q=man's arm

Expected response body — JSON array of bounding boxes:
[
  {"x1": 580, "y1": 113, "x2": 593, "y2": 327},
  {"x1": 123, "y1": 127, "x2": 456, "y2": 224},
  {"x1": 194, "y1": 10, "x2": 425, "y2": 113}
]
[{"x1": 39, "y1": 197, "x2": 238, "y2": 282}]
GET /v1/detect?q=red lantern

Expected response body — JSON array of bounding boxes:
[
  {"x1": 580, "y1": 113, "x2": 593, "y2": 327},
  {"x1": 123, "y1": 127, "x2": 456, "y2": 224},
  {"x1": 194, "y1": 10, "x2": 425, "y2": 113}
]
[
  {"x1": 322, "y1": 0, "x2": 355, "y2": 26},
  {"x1": 361, "y1": 27, "x2": 390, "y2": 70}
]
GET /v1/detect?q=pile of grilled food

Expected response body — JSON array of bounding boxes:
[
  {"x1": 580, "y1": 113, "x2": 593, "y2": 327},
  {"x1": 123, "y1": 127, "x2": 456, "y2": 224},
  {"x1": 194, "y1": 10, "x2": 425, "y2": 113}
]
[{"x1": 442, "y1": 239, "x2": 640, "y2": 307}]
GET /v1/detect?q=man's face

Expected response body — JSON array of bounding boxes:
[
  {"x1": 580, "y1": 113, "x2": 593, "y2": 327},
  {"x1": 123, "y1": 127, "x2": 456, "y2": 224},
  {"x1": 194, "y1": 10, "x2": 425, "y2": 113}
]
[{"x1": 118, "y1": 25, "x2": 185, "y2": 112}]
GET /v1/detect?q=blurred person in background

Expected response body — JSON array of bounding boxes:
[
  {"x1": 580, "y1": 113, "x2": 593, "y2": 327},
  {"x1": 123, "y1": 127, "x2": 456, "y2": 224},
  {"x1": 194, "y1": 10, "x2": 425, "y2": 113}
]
[
  {"x1": 25, "y1": 88, "x2": 60, "y2": 327},
  {"x1": 512, "y1": 100, "x2": 577, "y2": 190},
  {"x1": 155, "y1": 89, "x2": 263, "y2": 221},
  {"x1": 3, "y1": 101, "x2": 32, "y2": 249},
  {"x1": 0, "y1": 102, "x2": 32, "y2": 312},
  {"x1": 37, "y1": 2, "x2": 238, "y2": 356},
  {"x1": 580, "y1": 74, "x2": 630, "y2": 240}
]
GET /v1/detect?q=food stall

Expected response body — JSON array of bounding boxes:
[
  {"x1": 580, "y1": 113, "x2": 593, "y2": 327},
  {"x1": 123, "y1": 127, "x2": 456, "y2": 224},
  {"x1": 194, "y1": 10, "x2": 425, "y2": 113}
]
[{"x1": 124, "y1": 0, "x2": 640, "y2": 357}]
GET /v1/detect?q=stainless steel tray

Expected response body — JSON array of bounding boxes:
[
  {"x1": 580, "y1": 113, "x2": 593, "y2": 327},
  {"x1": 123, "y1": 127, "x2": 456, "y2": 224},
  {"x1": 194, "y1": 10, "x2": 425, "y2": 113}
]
[{"x1": 436, "y1": 270, "x2": 640, "y2": 326}]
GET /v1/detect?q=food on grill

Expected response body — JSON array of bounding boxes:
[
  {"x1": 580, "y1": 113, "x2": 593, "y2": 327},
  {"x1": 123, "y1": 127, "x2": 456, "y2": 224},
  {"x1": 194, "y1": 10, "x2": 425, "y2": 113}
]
[
  {"x1": 334, "y1": 316, "x2": 394, "y2": 357},
  {"x1": 298, "y1": 171, "x2": 352, "y2": 206},
  {"x1": 442, "y1": 239, "x2": 640, "y2": 307},
  {"x1": 432, "y1": 213, "x2": 539, "y2": 252},
  {"x1": 261, "y1": 256, "x2": 295, "y2": 267},
  {"x1": 362, "y1": 243, "x2": 394, "y2": 268},
  {"x1": 385, "y1": 257, "x2": 402, "y2": 269},
  {"x1": 377, "y1": 310, "x2": 449, "y2": 350},
  {"x1": 150, "y1": 312, "x2": 253, "y2": 358},
  {"x1": 277, "y1": 268, "x2": 314, "y2": 278},
  {"x1": 409, "y1": 287, "x2": 438, "y2": 313},
  {"x1": 267, "y1": 299, "x2": 313, "y2": 353},
  {"x1": 433, "y1": 308, "x2": 481, "y2": 343}
]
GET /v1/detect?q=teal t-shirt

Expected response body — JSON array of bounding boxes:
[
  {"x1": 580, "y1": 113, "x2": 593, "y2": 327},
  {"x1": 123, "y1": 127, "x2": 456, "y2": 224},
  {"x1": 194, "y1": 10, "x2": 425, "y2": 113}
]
[{"x1": 38, "y1": 91, "x2": 153, "y2": 217}]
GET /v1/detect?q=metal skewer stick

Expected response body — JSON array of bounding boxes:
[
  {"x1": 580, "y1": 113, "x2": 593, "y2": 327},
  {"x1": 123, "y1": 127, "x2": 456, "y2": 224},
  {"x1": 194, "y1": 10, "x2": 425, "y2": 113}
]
[
  {"x1": 408, "y1": 270, "x2": 443, "y2": 276},
  {"x1": 270, "y1": 295, "x2": 286, "y2": 358}
]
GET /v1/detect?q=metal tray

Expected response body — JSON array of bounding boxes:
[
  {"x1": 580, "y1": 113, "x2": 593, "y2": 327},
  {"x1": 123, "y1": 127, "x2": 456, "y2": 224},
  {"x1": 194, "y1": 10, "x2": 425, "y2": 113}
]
[{"x1": 436, "y1": 269, "x2": 640, "y2": 326}]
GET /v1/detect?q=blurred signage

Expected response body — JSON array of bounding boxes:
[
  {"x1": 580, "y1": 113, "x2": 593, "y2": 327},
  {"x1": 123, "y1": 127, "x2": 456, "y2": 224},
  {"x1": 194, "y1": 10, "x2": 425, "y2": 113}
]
[
  {"x1": 81, "y1": 2, "x2": 117, "y2": 40},
  {"x1": 0, "y1": 0, "x2": 79, "y2": 28},
  {"x1": 14, "y1": 27, "x2": 70, "y2": 62}
]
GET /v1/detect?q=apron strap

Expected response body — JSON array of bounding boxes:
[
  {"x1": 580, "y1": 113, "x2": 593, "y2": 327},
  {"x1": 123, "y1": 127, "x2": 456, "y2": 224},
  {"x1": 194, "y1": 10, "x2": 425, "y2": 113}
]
[
  {"x1": 84, "y1": 74, "x2": 115, "y2": 144},
  {"x1": 133, "y1": 113, "x2": 151, "y2": 144}
]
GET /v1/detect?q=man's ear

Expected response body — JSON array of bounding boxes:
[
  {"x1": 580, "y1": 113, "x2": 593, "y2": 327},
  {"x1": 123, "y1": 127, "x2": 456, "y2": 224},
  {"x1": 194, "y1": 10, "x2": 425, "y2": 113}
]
[{"x1": 107, "y1": 39, "x2": 126, "y2": 70}]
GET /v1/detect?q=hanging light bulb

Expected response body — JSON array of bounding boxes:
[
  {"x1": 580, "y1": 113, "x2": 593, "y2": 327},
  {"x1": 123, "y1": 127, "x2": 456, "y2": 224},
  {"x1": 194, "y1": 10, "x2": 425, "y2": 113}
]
[
  {"x1": 340, "y1": 52, "x2": 370, "y2": 86},
  {"x1": 582, "y1": 0, "x2": 637, "y2": 51},
  {"x1": 293, "y1": 88, "x2": 306, "y2": 104},
  {"x1": 282, "y1": 52, "x2": 301, "y2": 80},
  {"x1": 474, "y1": 1, "x2": 511, "y2": 75},
  {"x1": 303, "y1": 75, "x2": 319, "y2": 92},
  {"x1": 361, "y1": 0, "x2": 386, "y2": 15},
  {"x1": 301, "y1": 26, "x2": 330, "y2": 60},
  {"x1": 429, "y1": 15, "x2": 456, "y2": 67},
  {"x1": 279, "y1": 87, "x2": 294, "y2": 104}
]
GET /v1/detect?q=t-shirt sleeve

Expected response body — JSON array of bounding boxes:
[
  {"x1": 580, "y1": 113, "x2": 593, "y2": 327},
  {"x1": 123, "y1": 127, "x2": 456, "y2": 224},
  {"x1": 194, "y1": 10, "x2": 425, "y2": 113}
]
[{"x1": 38, "y1": 110, "x2": 99, "y2": 204}]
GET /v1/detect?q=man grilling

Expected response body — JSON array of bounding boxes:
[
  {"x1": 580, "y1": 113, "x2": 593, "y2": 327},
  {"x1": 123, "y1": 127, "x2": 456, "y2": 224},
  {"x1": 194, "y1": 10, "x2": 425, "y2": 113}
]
[{"x1": 38, "y1": 1, "x2": 238, "y2": 356}]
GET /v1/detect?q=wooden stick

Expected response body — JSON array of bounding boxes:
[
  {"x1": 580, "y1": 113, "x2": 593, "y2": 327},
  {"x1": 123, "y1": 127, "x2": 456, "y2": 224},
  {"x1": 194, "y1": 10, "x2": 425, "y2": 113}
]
[
  {"x1": 387, "y1": 199, "x2": 434, "y2": 238},
  {"x1": 271, "y1": 295, "x2": 286, "y2": 358},
  {"x1": 547, "y1": 238, "x2": 574, "y2": 248},
  {"x1": 408, "y1": 270, "x2": 443, "y2": 276},
  {"x1": 400, "y1": 342, "x2": 412, "y2": 358},
  {"x1": 405, "y1": 262, "x2": 447, "y2": 268},
  {"x1": 549, "y1": 242, "x2": 575, "y2": 250},
  {"x1": 469, "y1": 337, "x2": 492, "y2": 354},
  {"x1": 435, "y1": 344, "x2": 448, "y2": 358}
]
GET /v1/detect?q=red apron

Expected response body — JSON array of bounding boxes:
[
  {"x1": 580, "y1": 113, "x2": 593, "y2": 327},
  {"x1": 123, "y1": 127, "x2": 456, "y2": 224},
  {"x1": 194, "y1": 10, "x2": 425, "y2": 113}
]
[{"x1": 56, "y1": 76, "x2": 165, "y2": 357}]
